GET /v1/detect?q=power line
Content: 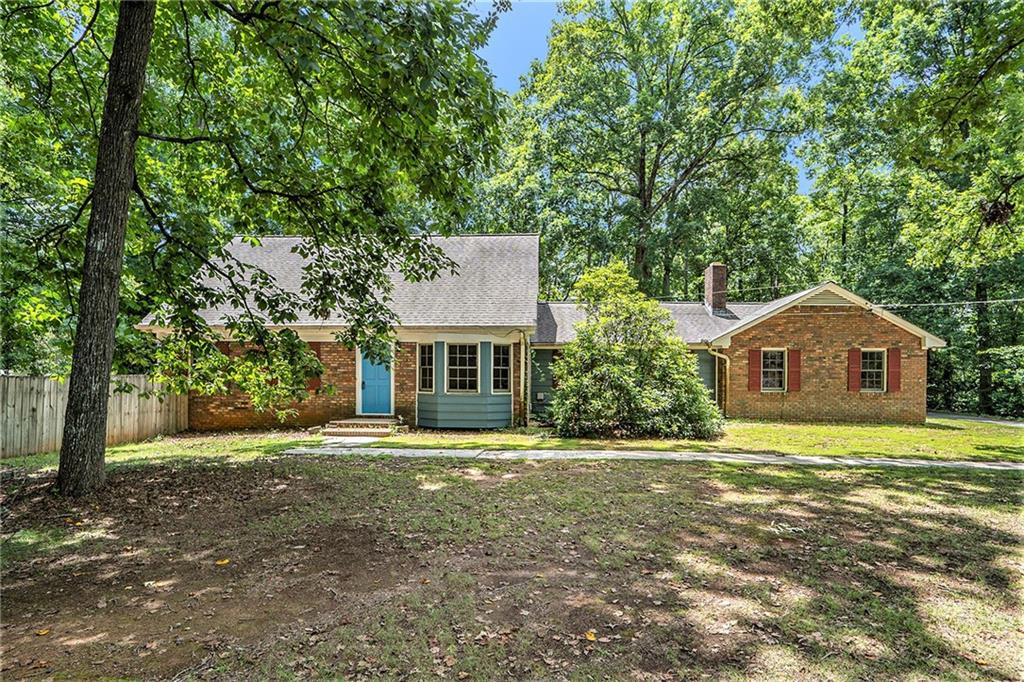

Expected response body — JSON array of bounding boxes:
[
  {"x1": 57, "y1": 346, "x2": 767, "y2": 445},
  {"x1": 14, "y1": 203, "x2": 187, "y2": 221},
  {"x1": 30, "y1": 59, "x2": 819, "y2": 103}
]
[{"x1": 874, "y1": 298, "x2": 1024, "y2": 308}]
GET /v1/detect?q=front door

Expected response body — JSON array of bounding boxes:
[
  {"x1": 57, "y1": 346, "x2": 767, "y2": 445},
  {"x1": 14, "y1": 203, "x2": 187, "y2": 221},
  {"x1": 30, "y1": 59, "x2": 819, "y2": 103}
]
[{"x1": 360, "y1": 352, "x2": 392, "y2": 415}]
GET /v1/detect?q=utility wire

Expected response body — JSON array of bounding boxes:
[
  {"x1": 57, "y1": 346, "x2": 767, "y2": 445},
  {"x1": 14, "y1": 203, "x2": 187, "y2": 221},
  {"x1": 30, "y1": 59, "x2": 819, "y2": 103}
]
[{"x1": 874, "y1": 298, "x2": 1024, "y2": 308}]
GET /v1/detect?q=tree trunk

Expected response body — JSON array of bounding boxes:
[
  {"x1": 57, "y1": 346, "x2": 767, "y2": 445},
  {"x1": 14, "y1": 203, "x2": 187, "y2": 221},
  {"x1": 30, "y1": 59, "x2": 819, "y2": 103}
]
[
  {"x1": 975, "y1": 276, "x2": 993, "y2": 415},
  {"x1": 57, "y1": 1, "x2": 157, "y2": 497},
  {"x1": 839, "y1": 194, "x2": 848, "y2": 272}
]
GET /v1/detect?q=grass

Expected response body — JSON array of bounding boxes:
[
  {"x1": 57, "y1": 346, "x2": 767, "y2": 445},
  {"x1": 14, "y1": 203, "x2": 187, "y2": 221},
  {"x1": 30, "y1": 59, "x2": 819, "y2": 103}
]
[
  {"x1": 1, "y1": 435, "x2": 1021, "y2": 680},
  {"x1": 373, "y1": 417, "x2": 1024, "y2": 462},
  {"x1": 0, "y1": 430, "x2": 320, "y2": 472}
]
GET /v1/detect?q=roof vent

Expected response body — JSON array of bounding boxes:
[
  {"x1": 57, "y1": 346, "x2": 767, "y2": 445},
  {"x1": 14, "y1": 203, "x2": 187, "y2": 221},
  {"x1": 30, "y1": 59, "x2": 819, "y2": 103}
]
[{"x1": 704, "y1": 263, "x2": 727, "y2": 315}]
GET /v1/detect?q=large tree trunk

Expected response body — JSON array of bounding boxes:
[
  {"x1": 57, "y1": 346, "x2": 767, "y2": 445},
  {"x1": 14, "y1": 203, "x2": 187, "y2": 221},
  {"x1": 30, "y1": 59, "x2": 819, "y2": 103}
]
[{"x1": 57, "y1": 1, "x2": 157, "y2": 497}]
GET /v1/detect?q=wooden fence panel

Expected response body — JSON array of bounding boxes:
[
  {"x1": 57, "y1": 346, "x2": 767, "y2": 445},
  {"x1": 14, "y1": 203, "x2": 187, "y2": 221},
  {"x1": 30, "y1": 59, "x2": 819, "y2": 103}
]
[{"x1": 0, "y1": 375, "x2": 188, "y2": 459}]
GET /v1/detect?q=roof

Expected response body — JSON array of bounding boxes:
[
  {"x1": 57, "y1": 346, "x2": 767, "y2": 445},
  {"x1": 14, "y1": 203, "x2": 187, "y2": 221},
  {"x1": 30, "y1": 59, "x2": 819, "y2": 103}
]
[
  {"x1": 533, "y1": 282, "x2": 946, "y2": 349},
  {"x1": 533, "y1": 301, "x2": 770, "y2": 345},
  {"x1": 141, "y1": 234, "x2": 540, "y2": 329}
]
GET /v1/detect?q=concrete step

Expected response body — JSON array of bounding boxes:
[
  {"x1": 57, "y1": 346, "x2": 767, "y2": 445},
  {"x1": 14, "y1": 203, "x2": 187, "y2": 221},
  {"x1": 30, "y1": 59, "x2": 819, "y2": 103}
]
[
  {"x1": 325, "y1": 417, "x2": 396, "y2": 428},
  {"x1": 322, "y1": 428, "x2": 390, "y2": 437}
]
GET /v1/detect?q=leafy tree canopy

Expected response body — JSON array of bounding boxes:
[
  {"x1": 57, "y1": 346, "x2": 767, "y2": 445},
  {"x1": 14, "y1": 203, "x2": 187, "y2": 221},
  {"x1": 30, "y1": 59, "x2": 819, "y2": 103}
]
[
  {"x1": 465, "y1": 0, "x2": 837, "y2": 298},
  {"x1": 1, "y1": 0, "x2": 504, "y2": 416},
  {"x1": 803, "y1": 0, "x2": 1024, "y2": 268}
]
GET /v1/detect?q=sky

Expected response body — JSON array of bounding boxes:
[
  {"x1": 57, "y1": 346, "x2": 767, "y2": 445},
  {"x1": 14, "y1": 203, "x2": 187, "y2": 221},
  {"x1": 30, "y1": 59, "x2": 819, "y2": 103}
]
[{"x1": 473, "y1": 1, "x2": 560, "y2": 93}]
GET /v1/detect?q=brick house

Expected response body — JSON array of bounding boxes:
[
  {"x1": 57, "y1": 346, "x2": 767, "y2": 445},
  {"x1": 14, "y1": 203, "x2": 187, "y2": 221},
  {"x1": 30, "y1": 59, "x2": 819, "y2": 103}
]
[
  {"x1": 140, "y1": 234, "x2": 537, "y2": 431},
  {"x1": 532, "y1": 263, "x2": 946, "y2": 423},
  {"x1": 140, "y1": 237, "x2": 944, "y2": 428}
]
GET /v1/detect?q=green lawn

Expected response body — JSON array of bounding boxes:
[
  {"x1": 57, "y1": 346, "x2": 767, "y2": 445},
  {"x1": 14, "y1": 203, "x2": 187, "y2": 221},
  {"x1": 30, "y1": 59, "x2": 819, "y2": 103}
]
[
  {"x1": 2, "y1": 435, "x2": 1021, "y2": 680},
  {"x1": 374, "y1": 417, "x2": 1024, "y2": 462}
]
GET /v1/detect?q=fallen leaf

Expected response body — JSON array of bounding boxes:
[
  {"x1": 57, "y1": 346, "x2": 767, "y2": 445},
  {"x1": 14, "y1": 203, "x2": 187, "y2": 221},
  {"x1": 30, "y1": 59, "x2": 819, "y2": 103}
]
[
  {"x1": 35, "y1": 629, "x2": 50, "y2": 636},
  {"x1": 584, "y1": 630, "x2": 596, "y2": 641},
  {"x1": 215, "y1": 559, "x2": 230, "y2": 566}
]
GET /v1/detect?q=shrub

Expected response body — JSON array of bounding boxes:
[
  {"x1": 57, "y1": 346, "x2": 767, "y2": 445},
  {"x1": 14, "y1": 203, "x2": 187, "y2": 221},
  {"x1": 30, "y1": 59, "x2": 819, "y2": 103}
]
[{"x1": 550, "y1": 262, "x2": 723, "y2": 439}]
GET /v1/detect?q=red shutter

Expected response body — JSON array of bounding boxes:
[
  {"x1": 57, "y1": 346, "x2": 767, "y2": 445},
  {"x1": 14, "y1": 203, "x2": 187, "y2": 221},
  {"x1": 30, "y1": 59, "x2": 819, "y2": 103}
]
[
  {"x1": 848, "y1": 348, "x2": 861, "y2": 392},
  {"x1": 887, "y1": 347, "x2": 901, "y2": 392},
  {"x1": 307, "y1": 342, "x2": 323, "y2": 391},
  {"x1": 748, "y1": 349, "x2": 761, "y2": 392},
  {"x1": 787, "y1": 350, "x2": 801, "y2": 392}
]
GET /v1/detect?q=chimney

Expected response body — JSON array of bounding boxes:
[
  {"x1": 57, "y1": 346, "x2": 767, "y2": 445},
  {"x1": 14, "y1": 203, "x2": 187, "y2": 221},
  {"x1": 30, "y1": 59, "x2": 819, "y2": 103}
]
[{"x1": 704, "y1": 263, "x2": 727, "y2": 314}]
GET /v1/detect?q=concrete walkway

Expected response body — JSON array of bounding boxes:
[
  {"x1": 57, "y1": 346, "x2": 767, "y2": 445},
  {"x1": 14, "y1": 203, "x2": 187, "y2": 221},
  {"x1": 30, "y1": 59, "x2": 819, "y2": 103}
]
[
  {"x1": 284, "y1": 445, "x2": 1024, "y2": 471},
  {"x1": 929, "y1": 411, "x2": 1024, "y2": 428}
]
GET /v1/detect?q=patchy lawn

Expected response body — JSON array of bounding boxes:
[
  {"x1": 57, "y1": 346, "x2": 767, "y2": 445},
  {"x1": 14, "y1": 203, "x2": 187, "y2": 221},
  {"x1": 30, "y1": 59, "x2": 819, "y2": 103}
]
[
  {"x1": 1, "y1": 435, "x2": 1021, "y2": 680},
  {"x1": 1, "y1": 430, "x2": 319, "y2": 473},
  {"x1": 375, "y1": 417, "x2": 1024, "y2": 463}
]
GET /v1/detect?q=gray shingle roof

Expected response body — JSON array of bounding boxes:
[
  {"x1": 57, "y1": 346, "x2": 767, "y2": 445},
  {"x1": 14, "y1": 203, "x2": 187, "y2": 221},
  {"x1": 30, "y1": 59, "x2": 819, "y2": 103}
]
[
  {"x1": 146, "y1": 234, "x2": 539, "y2": 328},
  {"x1": 532, "y1": 300, "x2": 773, "y2": 345}
]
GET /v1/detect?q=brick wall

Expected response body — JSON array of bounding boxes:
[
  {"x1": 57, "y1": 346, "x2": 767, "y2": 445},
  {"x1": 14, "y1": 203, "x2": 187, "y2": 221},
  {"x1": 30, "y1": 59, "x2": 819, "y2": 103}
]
[
  {"x1": 189, "y1": 342, "x2": 422, "y2": 431},
  {"x1": 721, "y1": 305, "x2": 927, "y2": 423},
  {"x1": 394, "y1": 342, "x2": 418, "y2": 425}
]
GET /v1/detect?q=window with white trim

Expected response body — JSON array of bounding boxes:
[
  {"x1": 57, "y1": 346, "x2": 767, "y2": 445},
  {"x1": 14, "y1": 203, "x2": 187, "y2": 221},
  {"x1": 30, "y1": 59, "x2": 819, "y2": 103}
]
[
  {"x1": 418, "y1": 344, "x2": 434, "y2": 393},
  {"x1": 492, "y1": 344, "x2": 511, "y2": 393},
  {"x1": 447, "y1": 344, "x2": 478, "y2": 392},
  {"x1": 860, "y1": 349, "x2": 886, "y2": 391},
  {"x1": 761, "y1": 350, "x2": 786, "y2": 391}
]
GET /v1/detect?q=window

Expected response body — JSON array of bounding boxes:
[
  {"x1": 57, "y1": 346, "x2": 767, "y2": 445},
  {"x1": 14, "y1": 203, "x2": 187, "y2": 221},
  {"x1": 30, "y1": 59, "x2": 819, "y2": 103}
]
[
  {"x1": 418, "y1": 344, "x2": 434, "y2": 393},
  {"x1": 761, "y1": 350, "x2": 786, "y2": 391},
  {"x1": 860, "y1": 349, "x2": 886, "y2": 391},
  {"x1": 493, "y1": 344, "x2": 511, "y2": 393},
  {"x1": 447, "y1": 344, "x2": 478, "y2": 392}
]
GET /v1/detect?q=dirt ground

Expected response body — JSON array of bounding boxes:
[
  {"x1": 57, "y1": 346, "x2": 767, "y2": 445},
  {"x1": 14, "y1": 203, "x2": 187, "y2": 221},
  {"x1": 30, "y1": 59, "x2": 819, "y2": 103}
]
[{"x1": 2, "y1": 451, "x2": 1021, "y2": 680}]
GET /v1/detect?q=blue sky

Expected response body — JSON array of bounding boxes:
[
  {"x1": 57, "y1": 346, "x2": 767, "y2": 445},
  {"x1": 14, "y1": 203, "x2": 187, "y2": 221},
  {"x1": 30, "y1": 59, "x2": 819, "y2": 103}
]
[{"x1": 473, "y1": 1, "x2": 560, "y2": 93}]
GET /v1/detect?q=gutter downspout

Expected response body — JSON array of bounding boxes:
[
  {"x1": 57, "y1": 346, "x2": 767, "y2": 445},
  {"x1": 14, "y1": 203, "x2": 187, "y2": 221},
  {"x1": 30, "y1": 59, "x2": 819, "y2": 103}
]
[
  {"x1": 707, "y1": 346, "x2": 729, "y2": 417},
  {"x1": 519, "y1": 330, "x2": 529, "y2": 426}
]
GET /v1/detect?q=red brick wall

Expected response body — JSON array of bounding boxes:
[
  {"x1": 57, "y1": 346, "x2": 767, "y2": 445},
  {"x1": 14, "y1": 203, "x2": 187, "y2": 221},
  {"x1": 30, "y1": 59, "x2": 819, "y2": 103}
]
[
  {"x1": 394, "y1": 342, "x2": 418, "y2": 425},
  {"x1": 721, "y1": 305, "x2": 927, "y2": 423},
  {"x1": 189, "y1": 342, "x2": 420, "y2": 431}
]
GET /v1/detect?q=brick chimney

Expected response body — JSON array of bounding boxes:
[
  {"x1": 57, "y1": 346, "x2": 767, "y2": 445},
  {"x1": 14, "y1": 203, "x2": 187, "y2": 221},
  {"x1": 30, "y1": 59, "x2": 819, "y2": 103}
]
[{"x1": 704, "y1": 263, "x2": 727, "y2": 314}]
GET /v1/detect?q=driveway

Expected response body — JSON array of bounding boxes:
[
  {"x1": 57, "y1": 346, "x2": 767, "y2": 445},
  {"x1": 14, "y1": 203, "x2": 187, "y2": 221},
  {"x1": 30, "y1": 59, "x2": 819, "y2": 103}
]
[
  {"x1": 285, "y1": 444, "x2": 1024, "y2": 471},
  {"x1": 929, "y1": 411, "x2": 1024, "y2": 428}
]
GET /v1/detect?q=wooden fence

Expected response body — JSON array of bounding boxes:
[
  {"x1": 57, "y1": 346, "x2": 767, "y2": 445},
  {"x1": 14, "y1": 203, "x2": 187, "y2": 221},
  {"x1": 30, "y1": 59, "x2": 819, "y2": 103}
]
[{"x1": 1, "y1": 375, "x2": 188, "y2": 458}]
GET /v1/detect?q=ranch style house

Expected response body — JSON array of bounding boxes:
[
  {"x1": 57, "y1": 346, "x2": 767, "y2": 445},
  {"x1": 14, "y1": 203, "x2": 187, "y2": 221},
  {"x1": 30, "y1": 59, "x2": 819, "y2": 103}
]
[{"x1": 138, "y1": 234, "x2": 946, "y2": 429}]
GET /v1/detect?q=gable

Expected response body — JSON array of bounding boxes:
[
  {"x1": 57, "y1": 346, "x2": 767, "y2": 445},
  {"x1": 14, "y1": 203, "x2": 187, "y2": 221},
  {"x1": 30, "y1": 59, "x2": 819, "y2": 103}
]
[
  {"x1": 799, "y1": 290, "x2": 854, "y2": 306},
  {"x1": 709, "y1": 283, "x2": 946, "y2": 349}
]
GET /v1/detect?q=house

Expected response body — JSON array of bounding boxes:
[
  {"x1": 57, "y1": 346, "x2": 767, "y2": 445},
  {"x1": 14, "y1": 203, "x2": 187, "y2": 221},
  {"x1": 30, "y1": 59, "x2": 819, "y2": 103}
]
[
  {"x1": 140, "y1": 234, "x2": 538, "y2": 431},
  {"x1": 532, "y1": 263, "x2": 946, "y2": 423},
  {"x1": 138, "y1": 235, "x2": 945, "y2": 428}
]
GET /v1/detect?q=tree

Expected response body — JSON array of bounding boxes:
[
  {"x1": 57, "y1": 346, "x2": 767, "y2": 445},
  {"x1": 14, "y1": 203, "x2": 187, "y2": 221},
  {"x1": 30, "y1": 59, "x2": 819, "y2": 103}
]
[
  {"x1": 800, "y1": 0, "x2": 1024, "y2": 415},
  {"x1": 55, "y1": 1, "x2": 157, "y2": 496},
  {"x1": 1, "y1": 1, "x2": 503, "y2": 494},
  {"x1": 550, "y1": 262, "x2": 722, "y2": 439},
  {"x1": 516, "y1": 0, "x2": 833, "y2": 294}
]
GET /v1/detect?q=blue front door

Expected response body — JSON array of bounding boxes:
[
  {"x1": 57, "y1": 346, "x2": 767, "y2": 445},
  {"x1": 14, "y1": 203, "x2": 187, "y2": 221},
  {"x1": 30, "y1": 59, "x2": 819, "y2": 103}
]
[{"x1": 360, "y1": 352, "x2": 391, "y2": 414}]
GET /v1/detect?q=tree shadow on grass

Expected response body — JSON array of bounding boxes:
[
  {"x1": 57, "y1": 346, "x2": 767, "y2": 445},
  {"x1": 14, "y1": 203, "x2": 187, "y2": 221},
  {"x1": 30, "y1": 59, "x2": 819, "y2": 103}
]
[
  {"x1": 458, "y1": 462, "x2": 1023, "y2": 679},
  {"x1": 645, "y1": 465, "x2": 1023, "y2": 678}
]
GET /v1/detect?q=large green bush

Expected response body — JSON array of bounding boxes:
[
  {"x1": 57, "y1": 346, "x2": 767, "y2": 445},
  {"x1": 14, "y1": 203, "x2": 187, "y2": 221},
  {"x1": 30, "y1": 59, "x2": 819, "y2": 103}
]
[{"x1": 550, "y1": 263, "x2": 723, "y2": 439}]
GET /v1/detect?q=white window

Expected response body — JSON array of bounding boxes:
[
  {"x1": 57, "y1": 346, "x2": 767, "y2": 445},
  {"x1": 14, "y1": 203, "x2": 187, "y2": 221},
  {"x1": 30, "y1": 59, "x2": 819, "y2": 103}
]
[
  {"x1": 418, "y1": 344, "x2": 434, "y2": 393},
  {"x1": 447, "y1": 344, "x2": 478, "y2": 392},
  {"x1": 861, "y1": 349, "x2": 886, "y2": 392},
  {"x1": 492, "y1": 344, "x2": 511, "y2": 393},
  {"x1": 761, "y1": 349, "x2": 786, "y2": 392}
]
